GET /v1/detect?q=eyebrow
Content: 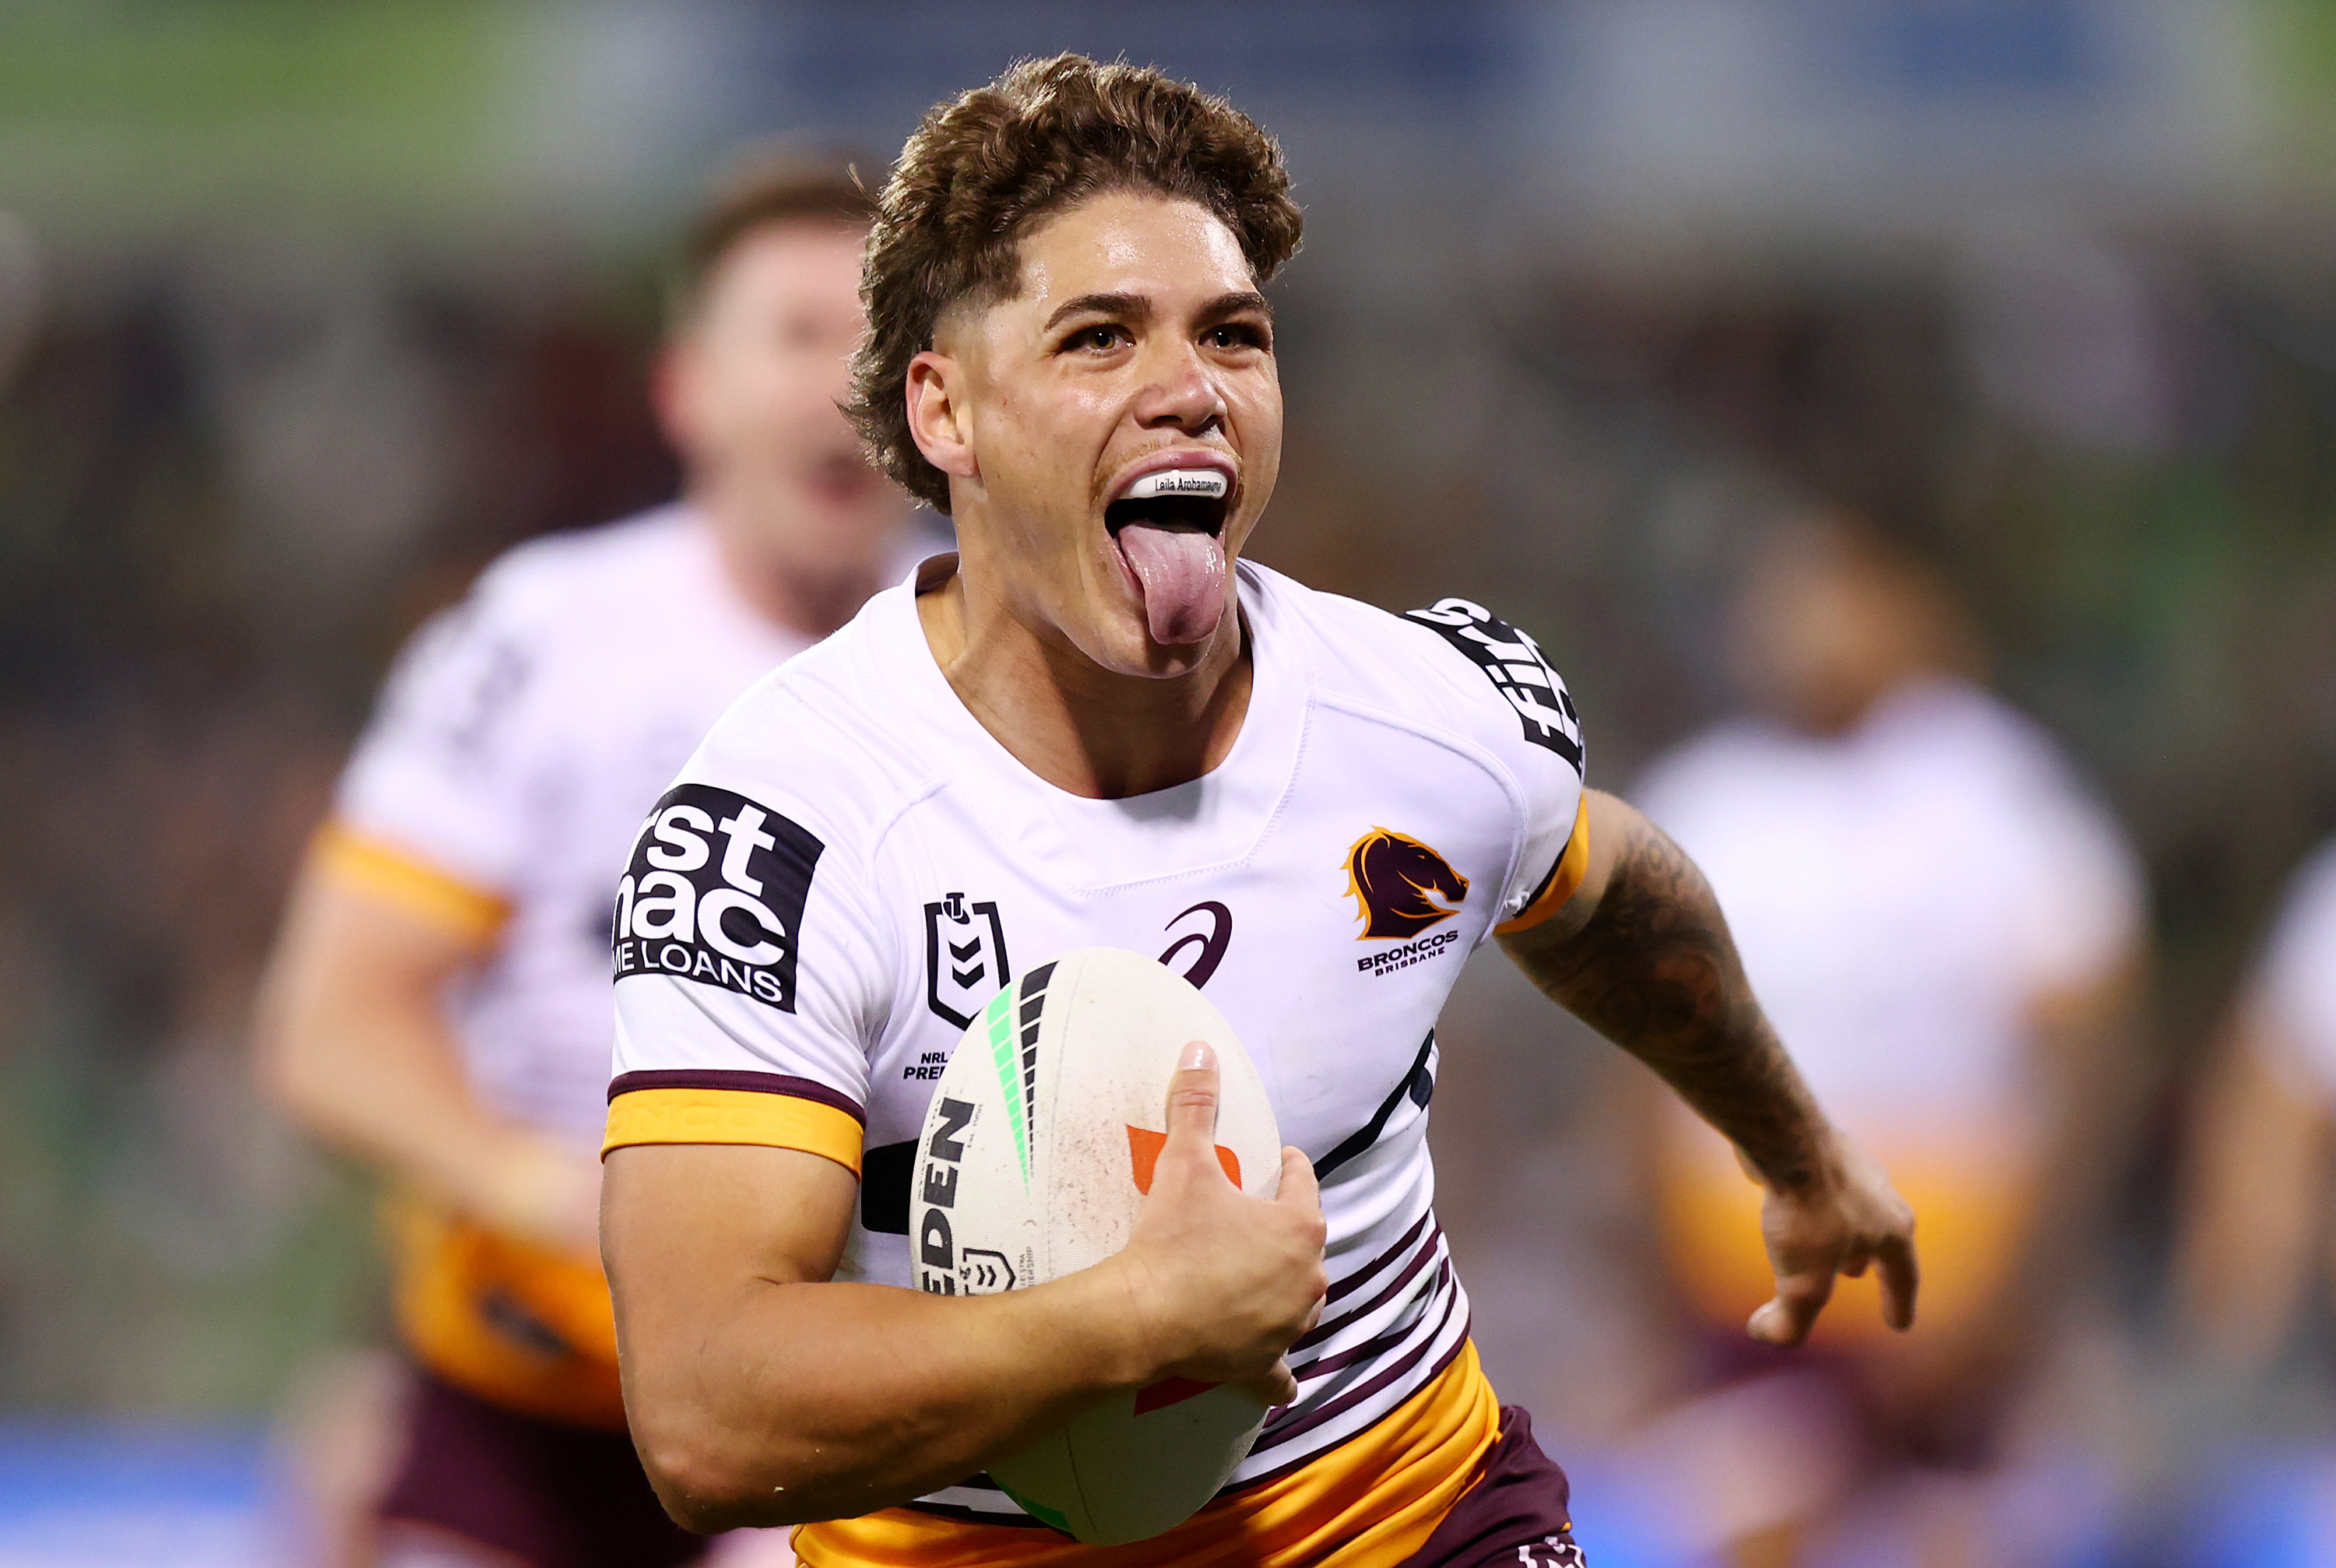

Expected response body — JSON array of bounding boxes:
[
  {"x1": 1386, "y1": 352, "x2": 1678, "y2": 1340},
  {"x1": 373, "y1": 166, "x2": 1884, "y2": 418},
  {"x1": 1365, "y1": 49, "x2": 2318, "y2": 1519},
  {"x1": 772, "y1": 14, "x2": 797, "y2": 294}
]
[
  {"x1": 1208, "y1": 290, "x2": 1274, "y2": 321},
  {"x1": 1041, "y1": 290, "x2": 1275, "y2": 332}
]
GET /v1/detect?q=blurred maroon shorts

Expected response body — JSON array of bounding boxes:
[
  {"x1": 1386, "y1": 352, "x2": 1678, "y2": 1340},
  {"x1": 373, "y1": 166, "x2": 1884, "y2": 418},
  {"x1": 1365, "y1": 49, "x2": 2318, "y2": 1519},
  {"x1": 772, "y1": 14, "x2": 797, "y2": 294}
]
[
  {"x1": 1401, "y1": 1405, "x2": 1587, "y2": 1566},
  {"x1": 378, "y1": 1366, "x2": 707, "y2": 1568},
  {"x1": 1698, "y1": 1331, "x2": 2007, "y2": 1472}
]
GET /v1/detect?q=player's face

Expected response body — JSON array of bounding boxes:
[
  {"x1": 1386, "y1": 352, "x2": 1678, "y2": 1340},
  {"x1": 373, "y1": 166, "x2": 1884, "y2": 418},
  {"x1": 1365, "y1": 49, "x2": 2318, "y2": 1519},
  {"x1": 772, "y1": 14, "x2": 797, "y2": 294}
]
[
  {"x1": 1733, "y1": 524, "x2": 1933, "y2": 735},
  {"x1": 661, "y1": 220, "x2": 895, "y2": 574},
  {"x1": 916, "y1": 192, "x2": 1282, "y2": 677}
]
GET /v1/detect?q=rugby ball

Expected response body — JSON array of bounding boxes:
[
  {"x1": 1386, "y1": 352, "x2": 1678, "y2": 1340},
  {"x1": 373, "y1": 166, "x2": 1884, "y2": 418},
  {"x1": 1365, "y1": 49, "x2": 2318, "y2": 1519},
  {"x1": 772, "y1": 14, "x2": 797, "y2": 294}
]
[{"x1": 910, "y1": 947, "x2": 1282, "y2": 1544}]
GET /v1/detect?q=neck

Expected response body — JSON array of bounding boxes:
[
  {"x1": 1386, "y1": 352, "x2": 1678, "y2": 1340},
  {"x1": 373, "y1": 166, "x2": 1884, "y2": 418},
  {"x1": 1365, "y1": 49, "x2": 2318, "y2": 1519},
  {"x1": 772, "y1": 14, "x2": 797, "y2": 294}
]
[
  {"x1": 916, "y1": 561, "x2": 1251, "y2": 800},
  {"x1": 695, "y1": 485, "x2": 884, "y2": 642},
  {"x1": 1788, "y1": 660, "x2": 1932, "y2": 738}
]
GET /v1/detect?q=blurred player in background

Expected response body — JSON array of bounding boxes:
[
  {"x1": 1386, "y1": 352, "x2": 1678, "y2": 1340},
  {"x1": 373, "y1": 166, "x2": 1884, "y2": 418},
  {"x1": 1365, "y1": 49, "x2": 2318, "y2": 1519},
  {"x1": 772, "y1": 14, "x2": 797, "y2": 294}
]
[
  {"x1": 1629, "y1": 515, "x2": 2146, "y2": 1568},
  {"x1": 2176, "y1": 838, "x2": 2336, "y2": 1386},
  {"x1": 255, "y1": 149, "x2": 916, "y2": 1568}
]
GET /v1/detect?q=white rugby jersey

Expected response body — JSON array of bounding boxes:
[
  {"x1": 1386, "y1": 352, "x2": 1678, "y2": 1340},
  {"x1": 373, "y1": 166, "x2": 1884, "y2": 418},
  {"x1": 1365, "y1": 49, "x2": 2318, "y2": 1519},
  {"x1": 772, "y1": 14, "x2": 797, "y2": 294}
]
[
  {"x1": 606, "y1": 556, "x2": 1588, "y2": 1521},
  {"x1": 1636, "y1": 677, "x2": 2142, "y2": 1147},
  {"x1": 331, "y1": 508, "x2": 825, "y2": 1145},
  {"x1": 1634, "y1": 679, "x2": 2142, "y2": 1348}
]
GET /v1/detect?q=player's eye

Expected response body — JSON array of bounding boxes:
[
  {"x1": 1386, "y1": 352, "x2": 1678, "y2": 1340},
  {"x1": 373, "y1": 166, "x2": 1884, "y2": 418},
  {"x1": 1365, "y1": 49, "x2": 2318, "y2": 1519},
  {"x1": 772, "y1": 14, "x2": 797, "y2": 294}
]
[
  {"x1": 1205, "y1": 322, "x2": 1268, "y2": 351},
  {"x1": 1061, "y1": 323, "x2": 1131, "y2": 353}
]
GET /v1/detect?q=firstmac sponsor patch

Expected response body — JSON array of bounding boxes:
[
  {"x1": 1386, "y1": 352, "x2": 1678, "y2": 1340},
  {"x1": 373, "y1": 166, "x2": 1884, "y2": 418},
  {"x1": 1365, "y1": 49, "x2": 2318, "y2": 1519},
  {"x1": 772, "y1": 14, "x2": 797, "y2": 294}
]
[{"x1": 613, "y1": 783, "x2": 821, "y2": 1011}]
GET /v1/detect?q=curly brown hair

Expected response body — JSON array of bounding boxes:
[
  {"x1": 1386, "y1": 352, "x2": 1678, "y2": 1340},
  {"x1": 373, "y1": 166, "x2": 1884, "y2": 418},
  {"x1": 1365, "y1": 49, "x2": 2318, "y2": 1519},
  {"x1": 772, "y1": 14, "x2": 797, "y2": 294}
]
[{"x1": 846, "y1": 54, "x2": 1303, "y2": 514}]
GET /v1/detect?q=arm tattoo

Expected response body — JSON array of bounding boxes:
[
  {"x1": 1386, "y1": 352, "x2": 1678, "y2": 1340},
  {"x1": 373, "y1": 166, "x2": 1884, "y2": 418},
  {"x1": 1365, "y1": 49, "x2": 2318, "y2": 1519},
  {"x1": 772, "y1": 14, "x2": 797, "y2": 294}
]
[{"x1": 1504, "y1": 815, "x2": 1827, "y2": 1192}]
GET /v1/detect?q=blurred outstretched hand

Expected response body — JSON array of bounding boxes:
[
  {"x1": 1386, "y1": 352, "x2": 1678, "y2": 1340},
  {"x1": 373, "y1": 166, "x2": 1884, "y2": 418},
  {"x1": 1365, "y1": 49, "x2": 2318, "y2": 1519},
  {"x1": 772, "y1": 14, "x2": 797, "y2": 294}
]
[{"x1": 1744, "y1": 1130, "x2": 1919, "y2": 1346}]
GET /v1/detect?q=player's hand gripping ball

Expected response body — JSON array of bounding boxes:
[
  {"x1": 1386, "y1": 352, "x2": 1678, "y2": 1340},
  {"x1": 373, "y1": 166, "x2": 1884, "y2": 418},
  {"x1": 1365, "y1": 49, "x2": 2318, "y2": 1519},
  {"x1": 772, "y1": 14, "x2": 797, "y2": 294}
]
[{"x1": 912, "y1": 948, "x2": 1287, "y2": 1544}]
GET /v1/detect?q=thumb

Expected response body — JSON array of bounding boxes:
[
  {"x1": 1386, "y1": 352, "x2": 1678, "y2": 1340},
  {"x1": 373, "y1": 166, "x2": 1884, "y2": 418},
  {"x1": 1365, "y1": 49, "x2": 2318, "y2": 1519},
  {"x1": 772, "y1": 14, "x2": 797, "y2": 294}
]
[{"x1": 1161, "y1": 1041, "x2": 1223, "y2": 1158}]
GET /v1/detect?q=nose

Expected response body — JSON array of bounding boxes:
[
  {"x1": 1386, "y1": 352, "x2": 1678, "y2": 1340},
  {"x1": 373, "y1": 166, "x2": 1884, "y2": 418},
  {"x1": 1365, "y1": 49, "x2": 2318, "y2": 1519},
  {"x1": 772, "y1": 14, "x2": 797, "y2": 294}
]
[{"x1": 1131, "y1": 339, "x2": 1226, "y2": 435}]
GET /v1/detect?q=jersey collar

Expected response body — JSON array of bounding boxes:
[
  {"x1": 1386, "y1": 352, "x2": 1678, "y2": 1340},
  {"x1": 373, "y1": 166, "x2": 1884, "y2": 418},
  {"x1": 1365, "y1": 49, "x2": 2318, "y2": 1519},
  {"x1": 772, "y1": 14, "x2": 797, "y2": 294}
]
[{"x1": 873, "y1": 556, "x2": 1310, "y2": 890}]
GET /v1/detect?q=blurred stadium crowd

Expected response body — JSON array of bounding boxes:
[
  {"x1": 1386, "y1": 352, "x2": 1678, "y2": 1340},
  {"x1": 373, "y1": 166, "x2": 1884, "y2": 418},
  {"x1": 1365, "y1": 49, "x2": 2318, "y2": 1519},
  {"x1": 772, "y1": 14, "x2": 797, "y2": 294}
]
[{"x1": 5, "y1": 3, "x2": 2336, "y2": 1565}]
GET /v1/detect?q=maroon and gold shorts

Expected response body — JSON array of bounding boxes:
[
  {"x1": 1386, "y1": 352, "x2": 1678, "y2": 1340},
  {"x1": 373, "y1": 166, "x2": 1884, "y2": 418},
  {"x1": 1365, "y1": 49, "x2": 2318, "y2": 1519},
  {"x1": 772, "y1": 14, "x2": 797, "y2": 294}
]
[{"x1": 1402, "y1": 1405, "x2": 1585, "y2": 1567}]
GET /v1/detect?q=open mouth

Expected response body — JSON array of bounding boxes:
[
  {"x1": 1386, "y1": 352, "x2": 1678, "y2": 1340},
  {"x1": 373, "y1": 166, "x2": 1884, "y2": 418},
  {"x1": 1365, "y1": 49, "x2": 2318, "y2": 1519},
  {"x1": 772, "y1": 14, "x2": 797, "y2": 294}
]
[
  {"x1": 807, "y1": 448, "x2": 880, "y2": 505},
  {"x1": 1103, "y1": 467, "x2": 1233, "y2": 543},
  {"x1": 1104, "y1": 465, "x2": 1234, "y2": 648}
]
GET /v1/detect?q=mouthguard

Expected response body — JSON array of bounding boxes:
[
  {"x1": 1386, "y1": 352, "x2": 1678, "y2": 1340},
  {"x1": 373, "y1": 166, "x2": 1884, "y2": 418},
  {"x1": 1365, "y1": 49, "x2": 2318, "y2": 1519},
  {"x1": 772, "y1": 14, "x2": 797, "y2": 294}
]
[{"x1": 1121, "y1": 469, "x2": 1230, "y2": 501}]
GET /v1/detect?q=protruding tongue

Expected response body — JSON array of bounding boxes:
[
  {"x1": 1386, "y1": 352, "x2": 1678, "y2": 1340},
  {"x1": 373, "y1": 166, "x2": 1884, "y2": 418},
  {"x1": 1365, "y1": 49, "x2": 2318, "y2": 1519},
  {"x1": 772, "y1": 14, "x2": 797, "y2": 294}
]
[{"x1": 1117, "y1": 524, "x2": 1228, "y2": 645}]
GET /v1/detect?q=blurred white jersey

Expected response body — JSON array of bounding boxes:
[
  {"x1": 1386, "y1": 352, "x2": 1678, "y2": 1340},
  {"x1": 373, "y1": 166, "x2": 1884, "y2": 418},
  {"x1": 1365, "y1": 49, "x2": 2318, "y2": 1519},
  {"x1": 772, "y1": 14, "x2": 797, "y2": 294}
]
[
  {"x1": 1638, "y1": 677, "x2": 2141, "y2": 1142},
  {"x1": 2259, "y1": 838, "x2": 2336, "y2": 1094},
  {"x1": 604, "y1": 557, "x2": 1588, "y2": 1537},
  {"x1": 329, "y1": 507, "x2": 815, "y2": 1148},
  {"x1": 1635, "y1": 677, "x2": 2143, "y2": 1340}
]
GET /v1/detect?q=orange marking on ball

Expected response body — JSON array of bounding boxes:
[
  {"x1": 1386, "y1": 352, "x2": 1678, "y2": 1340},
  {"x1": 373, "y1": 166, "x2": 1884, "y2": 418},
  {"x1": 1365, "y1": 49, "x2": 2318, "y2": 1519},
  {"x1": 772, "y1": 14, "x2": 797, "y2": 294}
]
[
  {"x1": 1125, "y1": 1126, "x2": 1242, "y2": 1194},
  {"x1": 1132, "y1": 1375, "x2": 1219, "y2": 1415}
]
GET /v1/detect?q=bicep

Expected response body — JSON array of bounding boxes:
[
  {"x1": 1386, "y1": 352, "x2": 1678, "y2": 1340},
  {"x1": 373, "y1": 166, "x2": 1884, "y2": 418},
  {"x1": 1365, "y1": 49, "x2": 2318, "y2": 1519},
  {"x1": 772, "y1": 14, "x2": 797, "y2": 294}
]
[
  {"x1": 273, "y1": 860, "x2": 496, "y2": 990},
  {"x1": 601, "y1": 1144, "x2": 858, "y2": 1370},
  {"x1": 256, "y1": 860, "x2": 498, "y2": 1104},
  {"x1": 1497, "y1": 788, "x2": 1639, "y2": 964}
]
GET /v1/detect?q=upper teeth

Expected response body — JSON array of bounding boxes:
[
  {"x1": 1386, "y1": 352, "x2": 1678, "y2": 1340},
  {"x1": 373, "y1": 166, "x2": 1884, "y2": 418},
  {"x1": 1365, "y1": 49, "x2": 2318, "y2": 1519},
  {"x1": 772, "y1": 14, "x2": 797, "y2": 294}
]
[{"x1": 1123, "y1": 468, "x2": 1229, "y2": 501}]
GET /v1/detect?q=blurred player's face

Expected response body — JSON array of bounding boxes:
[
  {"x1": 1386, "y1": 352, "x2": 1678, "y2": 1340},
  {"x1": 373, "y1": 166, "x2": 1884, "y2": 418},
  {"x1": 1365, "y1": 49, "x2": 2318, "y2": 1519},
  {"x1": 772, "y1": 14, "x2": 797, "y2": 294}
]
[
  {"x1": 660, "y1": 220, "x2": 895, "y2": 579},
  {"x1": 1731, "y1": 522, "x2": 1958, "y2": 735},
  {"x1": 907, "y1": 192, "x2": 1282, "y2": 678}
]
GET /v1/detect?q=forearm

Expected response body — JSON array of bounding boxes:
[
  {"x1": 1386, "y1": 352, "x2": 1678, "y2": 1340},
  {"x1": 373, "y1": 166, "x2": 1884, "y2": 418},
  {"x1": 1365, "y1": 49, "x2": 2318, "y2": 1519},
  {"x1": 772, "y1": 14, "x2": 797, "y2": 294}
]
[
  {"x1": 2173, "y1": 1019, "x2": 2327, "y2": 1375},
  {"x1": 604, "y1": 1140, "x2": 1163, "y2": 1529},
  {"x1": 1996, "y1": 965, "x2": 2142, "y2": 1306},
  {"x1": 1503, "y1": 802, "x2": 1831, "y2": 1192},
  {"x1": 615, "y1": 1264, "x2": 1152, "y2": 1530},
  {"x1": 264, "y1": 998, "x2": 519, "y2": 1196},
  {"x1": 255, "y1": 872, "x2": 551, "y2": 1219},
  {"x1": 1504, "y1": 793, "x2": 1915, "y2": 1339}
]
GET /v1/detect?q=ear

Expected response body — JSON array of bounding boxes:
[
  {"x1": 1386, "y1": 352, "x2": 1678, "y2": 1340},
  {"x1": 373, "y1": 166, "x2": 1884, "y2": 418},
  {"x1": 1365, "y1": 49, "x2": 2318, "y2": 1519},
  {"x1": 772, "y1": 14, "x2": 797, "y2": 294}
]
[{"x1": 905, "y1": 350, "x2": 979, "y2": 483}]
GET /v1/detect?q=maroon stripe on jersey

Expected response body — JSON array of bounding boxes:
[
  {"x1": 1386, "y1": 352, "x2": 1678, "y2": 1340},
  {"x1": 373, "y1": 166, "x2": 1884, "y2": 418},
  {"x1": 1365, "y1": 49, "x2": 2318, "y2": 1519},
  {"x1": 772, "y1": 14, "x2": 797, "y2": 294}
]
[
  {"x1": 1323, "y1": 1209, "x2": 1434, "y2": 1305},
  {"x1": 1251, "y1": 1288, "x2": 1467, "y2": 1460},
  {"x1": 607, "y1": 1070, "x2": 866, "y2": 1125},
  {"x1": 1293, "y1": 1225, "x2": 1444, "y2": 1355},
  {"x1": 1243, "y1": 1326, "x2": 1472, "y2": 1488},
  {"x1": 1313, "y1": 1032, "x2": 1435, "y2": 1181},
  {"x1": 1295, "y1": 1259, "x2": 1453, "y2": 1383}
]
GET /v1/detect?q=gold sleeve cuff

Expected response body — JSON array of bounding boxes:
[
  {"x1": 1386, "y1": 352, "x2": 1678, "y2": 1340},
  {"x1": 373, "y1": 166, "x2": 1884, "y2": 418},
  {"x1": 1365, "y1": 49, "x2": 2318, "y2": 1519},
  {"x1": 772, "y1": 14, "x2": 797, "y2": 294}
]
[
  {"x1": 311, "y1": 821, "x2": 510, "y2": 944},
  {"x1": 1494, "y1": 794, "x2": 1592, "y2": 936},
  {"x1": 602, "y1": 1088, "x2": 864, "y2": 1176}
]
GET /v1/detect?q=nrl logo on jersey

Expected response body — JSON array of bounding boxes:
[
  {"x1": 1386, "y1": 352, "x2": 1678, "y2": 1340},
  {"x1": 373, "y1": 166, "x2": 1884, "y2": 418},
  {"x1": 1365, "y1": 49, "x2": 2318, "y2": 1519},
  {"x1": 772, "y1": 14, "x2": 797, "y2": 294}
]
[
  {"x1": 613, "y1": 784, "x2": 821, "y2": 1011},
  {"x1": 925, "y1": 891, "x2": 1011, "y2": 1028}
]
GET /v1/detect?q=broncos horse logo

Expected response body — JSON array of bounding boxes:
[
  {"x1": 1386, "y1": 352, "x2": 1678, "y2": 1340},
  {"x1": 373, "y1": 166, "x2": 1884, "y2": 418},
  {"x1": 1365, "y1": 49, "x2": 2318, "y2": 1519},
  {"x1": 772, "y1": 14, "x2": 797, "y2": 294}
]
[{"x1": 1343, "y1": 828, "x2": 1469, "y2": 939}]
